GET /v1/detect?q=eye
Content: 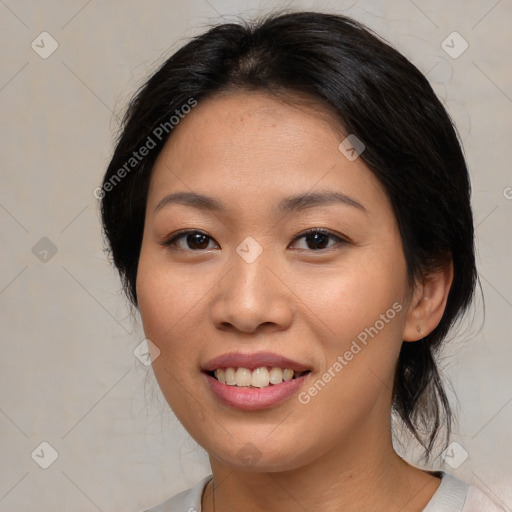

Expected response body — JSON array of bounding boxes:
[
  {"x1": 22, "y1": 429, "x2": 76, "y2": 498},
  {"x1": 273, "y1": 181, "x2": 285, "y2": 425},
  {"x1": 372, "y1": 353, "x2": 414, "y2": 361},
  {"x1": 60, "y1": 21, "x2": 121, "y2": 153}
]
[
  {"x1": 162, "y1": 230, "x2": 219, "y2": 251},
  {"x1": 289, "y1": 228, "x2": 348, "y2": 251}
]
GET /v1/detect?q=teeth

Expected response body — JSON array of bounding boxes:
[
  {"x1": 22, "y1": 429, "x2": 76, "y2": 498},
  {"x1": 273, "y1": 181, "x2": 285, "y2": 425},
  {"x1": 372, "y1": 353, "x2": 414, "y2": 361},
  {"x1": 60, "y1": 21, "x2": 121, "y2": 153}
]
[
  {"x1": 225, "y1": 367, "x2": 236, "y2": 385},
  {"x1": 251, "y1": 367, "x2": 269, "y2": 388},
  {"x1": 236, "y1": 368, "x2": 252, "y2": 387},
  {"x1": 213, "y1": 367, "x2": 304, "y2": 388},
  {"x1": 215, "y1": 368, "x2": 226, "y2": 384},
  {"x1": 269, "y1": 367, "x2": 283, "y2": 385},
  {"x1": 283, "y1": 368, "x2": 294, "y2": 381}
]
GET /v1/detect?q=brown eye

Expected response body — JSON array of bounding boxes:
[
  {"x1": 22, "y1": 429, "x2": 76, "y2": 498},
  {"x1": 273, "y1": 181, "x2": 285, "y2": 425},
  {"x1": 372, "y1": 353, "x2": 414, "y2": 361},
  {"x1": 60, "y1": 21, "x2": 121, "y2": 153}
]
[
  {"x1": 163, "y1": 230, "x2": 218, "y2": 251},
  {"x1": 186, "y1": 233, "x2": 210, "y2": 249},
  {"x1": 304, "y1": 231, "x2": 330, "y2": 250},
  {"x1": 290, "y1": 229, "x2": 347, "y2": 251}
]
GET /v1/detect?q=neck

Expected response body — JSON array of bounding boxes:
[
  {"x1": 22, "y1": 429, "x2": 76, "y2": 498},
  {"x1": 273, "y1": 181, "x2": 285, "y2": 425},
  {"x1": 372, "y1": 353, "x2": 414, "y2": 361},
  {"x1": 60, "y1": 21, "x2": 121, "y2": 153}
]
[{"x1": 202, "y1": 425, "x2": 441, "y2": 512}]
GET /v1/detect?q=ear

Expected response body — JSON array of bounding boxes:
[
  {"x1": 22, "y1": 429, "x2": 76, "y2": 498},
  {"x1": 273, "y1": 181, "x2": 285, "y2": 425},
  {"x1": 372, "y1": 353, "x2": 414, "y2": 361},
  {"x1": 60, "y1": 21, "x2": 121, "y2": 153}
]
[{"x1": 403, "y1": 261, "x2": 454, "y2": 342}]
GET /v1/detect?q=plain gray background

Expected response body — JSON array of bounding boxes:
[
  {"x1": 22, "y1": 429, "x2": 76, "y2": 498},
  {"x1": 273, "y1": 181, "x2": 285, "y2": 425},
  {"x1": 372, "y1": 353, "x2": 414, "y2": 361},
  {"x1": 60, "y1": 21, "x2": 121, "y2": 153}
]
[{"x1": 1, "y1": 0, "x2": 511, "y2": 510}]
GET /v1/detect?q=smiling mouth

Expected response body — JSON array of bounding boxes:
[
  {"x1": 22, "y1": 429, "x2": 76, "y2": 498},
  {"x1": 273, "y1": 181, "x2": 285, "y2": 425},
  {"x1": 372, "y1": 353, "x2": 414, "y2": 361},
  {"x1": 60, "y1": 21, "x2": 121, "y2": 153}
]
[{"x1": 207, "y1": 367, "x2": 311, "y2": 388}]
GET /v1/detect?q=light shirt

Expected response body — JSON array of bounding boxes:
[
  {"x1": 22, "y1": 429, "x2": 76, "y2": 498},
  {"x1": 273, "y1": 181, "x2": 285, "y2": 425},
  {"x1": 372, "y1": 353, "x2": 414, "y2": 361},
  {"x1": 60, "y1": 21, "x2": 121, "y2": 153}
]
[{"x1": 140, "y1": 472, "x2": 505, "y2": 512}]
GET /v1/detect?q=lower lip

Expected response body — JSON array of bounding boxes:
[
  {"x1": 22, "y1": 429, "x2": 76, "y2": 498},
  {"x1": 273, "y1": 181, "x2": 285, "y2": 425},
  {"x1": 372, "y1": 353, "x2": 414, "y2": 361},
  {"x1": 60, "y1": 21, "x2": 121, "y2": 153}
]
[{"x1": 204, "y1": 372, "x2": 309, "y2": 410}]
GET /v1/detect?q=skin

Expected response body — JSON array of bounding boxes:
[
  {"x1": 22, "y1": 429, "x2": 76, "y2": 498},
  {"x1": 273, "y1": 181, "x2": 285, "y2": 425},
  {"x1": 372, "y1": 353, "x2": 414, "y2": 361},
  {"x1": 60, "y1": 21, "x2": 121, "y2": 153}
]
[{"x1": 136, "y1": 91, "x2": 453, "y2": 512}]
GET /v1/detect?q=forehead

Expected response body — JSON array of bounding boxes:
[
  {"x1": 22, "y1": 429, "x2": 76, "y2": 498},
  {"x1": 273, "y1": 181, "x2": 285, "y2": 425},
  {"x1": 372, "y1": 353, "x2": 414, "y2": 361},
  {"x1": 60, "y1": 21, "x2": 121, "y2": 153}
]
[{"x1": 147, "y1": 91, "x2": 385, "y2": 213}]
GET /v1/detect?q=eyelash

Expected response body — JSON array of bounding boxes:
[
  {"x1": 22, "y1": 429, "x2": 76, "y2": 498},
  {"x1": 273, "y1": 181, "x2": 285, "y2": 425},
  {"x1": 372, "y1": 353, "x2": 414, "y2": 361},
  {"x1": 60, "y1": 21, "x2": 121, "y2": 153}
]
[{"x1": 161, "y1": 228, "x2": 349, "y2": 252}]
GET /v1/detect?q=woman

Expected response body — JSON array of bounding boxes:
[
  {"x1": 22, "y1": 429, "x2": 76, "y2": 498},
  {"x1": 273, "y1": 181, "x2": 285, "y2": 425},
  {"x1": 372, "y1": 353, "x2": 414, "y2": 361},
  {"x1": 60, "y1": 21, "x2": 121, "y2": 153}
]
[{"x1": 100, "y1": 11, "x2": 503, "y2": 512}]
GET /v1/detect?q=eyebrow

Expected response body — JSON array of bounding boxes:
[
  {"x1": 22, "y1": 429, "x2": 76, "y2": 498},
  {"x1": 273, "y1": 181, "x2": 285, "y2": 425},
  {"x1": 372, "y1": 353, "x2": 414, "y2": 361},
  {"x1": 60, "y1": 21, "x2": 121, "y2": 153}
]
[
  {"x1": 154, "y1": 190, "x2": 367, "y2": 214},
  {"x1": 277, "y1": 190, "x2": 366, "y2": 214}
]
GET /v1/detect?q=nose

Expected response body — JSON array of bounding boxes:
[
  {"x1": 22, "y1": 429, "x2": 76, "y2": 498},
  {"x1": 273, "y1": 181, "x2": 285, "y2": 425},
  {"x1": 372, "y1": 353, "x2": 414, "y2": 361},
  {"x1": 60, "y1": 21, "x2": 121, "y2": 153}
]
[{"x1": 210, "y1": 248, "x2": 294, "y2": 334}]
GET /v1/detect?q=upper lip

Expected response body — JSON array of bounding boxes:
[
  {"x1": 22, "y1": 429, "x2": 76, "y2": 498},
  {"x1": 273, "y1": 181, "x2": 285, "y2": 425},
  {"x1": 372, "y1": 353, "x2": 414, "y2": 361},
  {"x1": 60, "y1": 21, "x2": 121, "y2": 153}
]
[{"x1": 202, "y1": 352, "x2": 311, "y2": 372}]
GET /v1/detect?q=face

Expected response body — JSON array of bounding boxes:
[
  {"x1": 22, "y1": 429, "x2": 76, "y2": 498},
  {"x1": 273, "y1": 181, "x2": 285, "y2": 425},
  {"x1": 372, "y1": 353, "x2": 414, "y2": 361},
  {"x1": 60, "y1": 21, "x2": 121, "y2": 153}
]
[{"x1": 136, "y1": 91, "x2": 413, "y2": 472}]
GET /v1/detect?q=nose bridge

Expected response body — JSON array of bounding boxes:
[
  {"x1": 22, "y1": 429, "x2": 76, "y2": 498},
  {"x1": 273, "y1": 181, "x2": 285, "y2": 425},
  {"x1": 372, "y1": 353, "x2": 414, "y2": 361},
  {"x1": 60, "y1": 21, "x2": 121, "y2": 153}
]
[
  {"x1": 233, "y1": 248, "x2": 270, "y2": 299},
  {"x1": 229, "y1": 244, "x2": 274, "y2": 311},
  {"x1": 211, "y1": 241, "x2": 293, "y2": 332}
]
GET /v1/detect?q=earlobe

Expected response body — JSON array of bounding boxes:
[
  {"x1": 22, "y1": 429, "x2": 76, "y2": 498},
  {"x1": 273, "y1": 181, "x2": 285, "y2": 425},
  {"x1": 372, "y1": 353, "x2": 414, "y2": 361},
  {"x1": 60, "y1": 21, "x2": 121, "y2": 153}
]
[{"x1": 402, "y1": 261, "x2": 454, "y2": 342}]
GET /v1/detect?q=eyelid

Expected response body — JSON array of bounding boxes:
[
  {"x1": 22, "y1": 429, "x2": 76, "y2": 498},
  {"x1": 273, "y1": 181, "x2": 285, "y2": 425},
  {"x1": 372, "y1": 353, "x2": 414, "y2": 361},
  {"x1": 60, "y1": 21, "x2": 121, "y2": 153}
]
[
  {"x1": 289, "y1": 228, "x2": 351, "y2": 249},
  {"x1": 161, "y1": 229, "x2": 220, "y2": 250},
  {"x1": 161, "y1": 228, "x2": 350, "y2": 251}
]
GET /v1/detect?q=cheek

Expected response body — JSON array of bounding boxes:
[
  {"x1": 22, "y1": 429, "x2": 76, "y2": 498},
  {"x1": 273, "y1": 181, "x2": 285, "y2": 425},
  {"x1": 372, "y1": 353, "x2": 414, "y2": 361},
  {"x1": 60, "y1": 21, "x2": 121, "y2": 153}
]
[
  {"x1": 289, "y1": 266, "x2": 408, "y2": 440},
  {"x1": 137, "y1": 248, "x2": 209, "y2": 330},
  {"x1": 295, "y1": 255, "x2": 408, "y2": 345},
  {"x1": 136, "y1": 254, "x2": 202, "y2": 361},
  {"x1": 136, "y1": 256, "x2": 207, "y2": 418},
  {"x1": 291, "y1": 248, "x2": 410, "y2": 412}
]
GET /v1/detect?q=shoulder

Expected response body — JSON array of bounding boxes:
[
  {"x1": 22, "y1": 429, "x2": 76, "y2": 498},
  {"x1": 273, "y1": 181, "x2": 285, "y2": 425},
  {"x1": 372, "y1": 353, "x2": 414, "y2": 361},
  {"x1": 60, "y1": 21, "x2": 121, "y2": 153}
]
[
  {"x1": 423, "y1": 472, "x2": 506, "y2": 512},
  {"x1": 137, "y1": 472, "x2": 506, "y2": 512},
  {"x1": 464, "y1": 484, "x2": 507, "y2": 512},
  {"x1": 138, "y1": 475, "x2": 212, "y2": 512}
]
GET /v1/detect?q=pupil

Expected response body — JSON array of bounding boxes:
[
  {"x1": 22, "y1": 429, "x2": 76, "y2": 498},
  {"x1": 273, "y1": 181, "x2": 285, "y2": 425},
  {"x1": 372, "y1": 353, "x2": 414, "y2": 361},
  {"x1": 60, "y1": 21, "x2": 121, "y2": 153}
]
[
  {"x1": 307, "y1": 232, "x2": 328, "y2": 250},
  {"x1": 188, "y1": 233, "x2": 209, "y2": 249}
]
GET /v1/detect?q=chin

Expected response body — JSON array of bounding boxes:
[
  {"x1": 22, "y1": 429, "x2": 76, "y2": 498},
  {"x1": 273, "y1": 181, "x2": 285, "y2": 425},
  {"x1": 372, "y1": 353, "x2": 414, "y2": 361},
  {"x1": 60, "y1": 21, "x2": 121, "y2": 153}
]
[{"x1": 204, "y1": 435, "x2": 317, "y2": 473}]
